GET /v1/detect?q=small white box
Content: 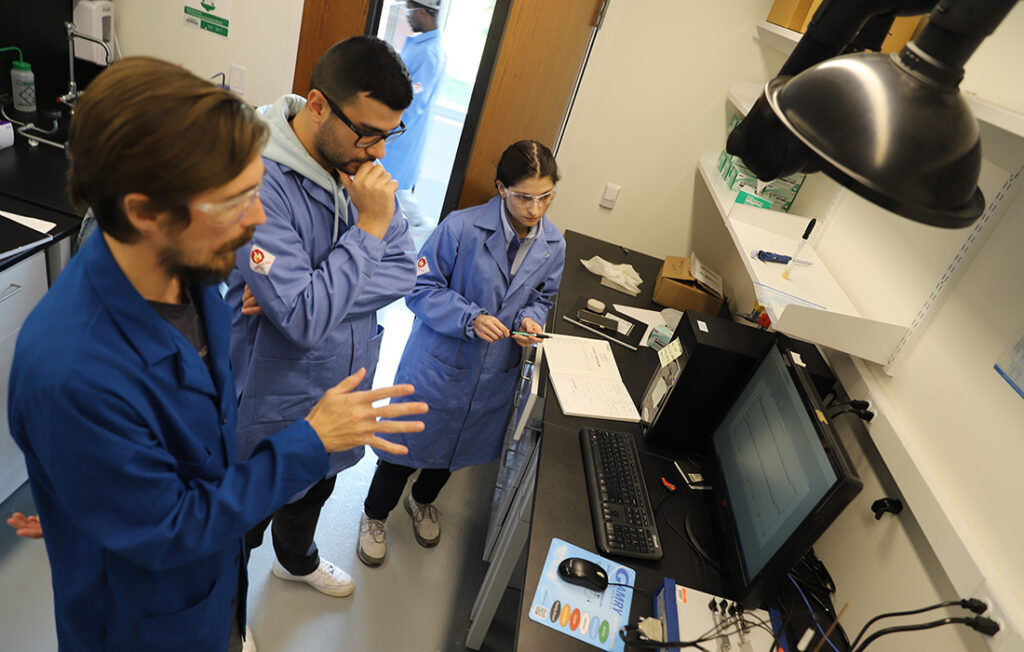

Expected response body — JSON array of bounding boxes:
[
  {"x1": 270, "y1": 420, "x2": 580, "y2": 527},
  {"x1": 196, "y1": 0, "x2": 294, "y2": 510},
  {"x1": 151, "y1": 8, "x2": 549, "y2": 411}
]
[{"x1": 0, "y1": 121, "x2": 14, "y2": 150}]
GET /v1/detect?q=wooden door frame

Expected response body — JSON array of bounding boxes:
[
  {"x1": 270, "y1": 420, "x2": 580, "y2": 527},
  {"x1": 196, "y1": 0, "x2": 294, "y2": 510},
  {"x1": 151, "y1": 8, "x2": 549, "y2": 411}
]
[{"x1": 441, "y1": 0, "x2": 514, "y2": 217}]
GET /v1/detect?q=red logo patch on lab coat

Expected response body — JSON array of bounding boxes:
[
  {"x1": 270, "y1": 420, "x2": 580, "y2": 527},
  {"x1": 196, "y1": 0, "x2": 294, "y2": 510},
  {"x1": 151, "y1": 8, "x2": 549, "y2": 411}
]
[{"x1": 249, "y1": 245, "x2": 276, "y2": 275}]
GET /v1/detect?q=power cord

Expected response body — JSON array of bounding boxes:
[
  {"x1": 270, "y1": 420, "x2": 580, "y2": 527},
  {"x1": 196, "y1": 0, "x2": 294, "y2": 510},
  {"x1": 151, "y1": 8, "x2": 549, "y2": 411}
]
[
  {"x1": 849, "y1": 598, "x2": 990, "y2": 649},
  {"x1": 619, "y1": 608, "x2": 771, "y2": 651},
  {"x1": 788, "y1": 574, "x2": 843, "y2": 652},
  {"x1": 606, "y1": 581, "x2": 654, "y2": 598},
  {"x1": 852, "y1": 615, "x2": 999, "y2": 651},
  {"x1": 826, "y1": 398, "x2": 874, "y2": 421}
]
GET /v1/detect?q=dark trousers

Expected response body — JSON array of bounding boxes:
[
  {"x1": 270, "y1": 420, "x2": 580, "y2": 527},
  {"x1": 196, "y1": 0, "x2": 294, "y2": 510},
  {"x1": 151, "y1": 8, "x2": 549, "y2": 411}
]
[
  {"x1": 363, "y1": 460, "x2": 452, "y2": 521},
  {"x1": 244, "y1": 474, "x2": 337, "y2": 576}
]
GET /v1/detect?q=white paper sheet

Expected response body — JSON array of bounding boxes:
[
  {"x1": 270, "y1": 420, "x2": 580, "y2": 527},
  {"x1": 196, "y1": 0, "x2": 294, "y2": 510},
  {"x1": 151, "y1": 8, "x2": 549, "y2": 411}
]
[
  {"x1": 543, "y1": 335, "x2": 640, "y2": 422},
  {"x1": 0, "y1": 210, "x2": 56, "y2": 234}
]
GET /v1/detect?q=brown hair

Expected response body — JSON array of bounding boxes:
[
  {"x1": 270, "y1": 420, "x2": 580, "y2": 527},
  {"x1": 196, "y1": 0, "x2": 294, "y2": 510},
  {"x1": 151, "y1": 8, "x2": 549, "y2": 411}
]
[{"x1": 67, "y1": 56, "x2": 268, "y2": 243}]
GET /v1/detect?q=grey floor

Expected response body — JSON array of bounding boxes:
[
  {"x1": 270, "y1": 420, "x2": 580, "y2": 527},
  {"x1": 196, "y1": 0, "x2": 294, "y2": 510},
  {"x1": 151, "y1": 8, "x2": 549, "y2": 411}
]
[{"x1": 0, "y1": 238, "x2": 521, "y2": 651}]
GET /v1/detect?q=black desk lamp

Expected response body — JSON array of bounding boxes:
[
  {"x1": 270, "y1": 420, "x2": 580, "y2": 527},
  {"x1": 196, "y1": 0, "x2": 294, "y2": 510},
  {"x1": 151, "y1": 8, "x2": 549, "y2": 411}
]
[{"x1": 727, "y1": 0, "x2": 1019, "y2": 228}]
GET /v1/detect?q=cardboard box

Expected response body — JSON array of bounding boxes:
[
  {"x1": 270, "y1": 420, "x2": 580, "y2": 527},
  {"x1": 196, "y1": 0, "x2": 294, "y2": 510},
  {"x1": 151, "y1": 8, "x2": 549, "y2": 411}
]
[
  {"x1": 800, "y1": 0, "x2": 824, "y2": 32},
  {"x1": 653, "y1": 255, "x2": 724, "y2": 315},
  {"x1": 766, "y1": 0, "x2": 814, "y2": 31}
]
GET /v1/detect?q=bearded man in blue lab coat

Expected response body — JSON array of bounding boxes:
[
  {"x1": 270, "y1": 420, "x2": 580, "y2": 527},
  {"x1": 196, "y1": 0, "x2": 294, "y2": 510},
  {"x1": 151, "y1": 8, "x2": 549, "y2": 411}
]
[
  {"x1": 6, "y1": 57, "x2": 425, "y2": 652},
  {"x1": 224, "y1": 36, "x2": 418, "y2": 598}
]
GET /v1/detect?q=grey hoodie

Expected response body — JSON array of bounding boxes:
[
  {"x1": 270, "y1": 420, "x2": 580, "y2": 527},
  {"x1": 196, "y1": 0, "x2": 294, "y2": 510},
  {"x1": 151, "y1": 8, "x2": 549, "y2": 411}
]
[{"x1": 257, "y1": 94, "x2": 349, "y2": 242}]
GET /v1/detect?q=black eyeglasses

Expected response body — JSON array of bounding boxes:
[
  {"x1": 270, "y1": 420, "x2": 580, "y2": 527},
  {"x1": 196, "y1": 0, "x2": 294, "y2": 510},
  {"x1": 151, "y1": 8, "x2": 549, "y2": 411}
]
[{"x1": 314, "y1": 89, "x2": 405, "y2": 148}]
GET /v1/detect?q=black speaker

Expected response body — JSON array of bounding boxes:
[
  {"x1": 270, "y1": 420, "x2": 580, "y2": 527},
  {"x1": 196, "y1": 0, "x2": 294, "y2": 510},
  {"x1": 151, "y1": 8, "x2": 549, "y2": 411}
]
[{"x1": 639, "y1": 311, "x2": 773, "y2": 455}]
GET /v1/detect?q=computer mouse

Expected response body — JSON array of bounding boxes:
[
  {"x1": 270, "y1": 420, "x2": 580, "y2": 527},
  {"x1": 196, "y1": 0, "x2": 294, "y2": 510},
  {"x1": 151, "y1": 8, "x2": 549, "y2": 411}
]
[{"x1": 557, "y1": 557, "x2": 609, "y2": 592}]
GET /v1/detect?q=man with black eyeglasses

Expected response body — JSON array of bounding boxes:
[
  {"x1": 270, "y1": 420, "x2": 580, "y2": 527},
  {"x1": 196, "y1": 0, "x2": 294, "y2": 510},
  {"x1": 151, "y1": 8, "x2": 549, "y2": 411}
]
[{"x1": 224, "y1": 36, "x2": 417, "y2": 599}]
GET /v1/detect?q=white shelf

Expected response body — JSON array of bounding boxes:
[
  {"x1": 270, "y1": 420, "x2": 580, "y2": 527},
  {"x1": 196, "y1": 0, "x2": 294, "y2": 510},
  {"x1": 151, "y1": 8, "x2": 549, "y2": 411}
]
[
  {"x1": 698, "y1": 150, "x2": 908, "y2": 364},
  {"x1": 754, "y1": 20, "x2": 800, "y2": 56},
  {"x1": 752, "y1": 20, "x2": 1024, "y2": 139}
]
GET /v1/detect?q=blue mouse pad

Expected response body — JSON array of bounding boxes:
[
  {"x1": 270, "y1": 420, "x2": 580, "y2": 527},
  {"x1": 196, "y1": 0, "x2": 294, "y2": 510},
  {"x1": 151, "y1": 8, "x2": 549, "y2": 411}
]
[{"x1": 527, "y1": 538, "x2": 635, "y2": 651}]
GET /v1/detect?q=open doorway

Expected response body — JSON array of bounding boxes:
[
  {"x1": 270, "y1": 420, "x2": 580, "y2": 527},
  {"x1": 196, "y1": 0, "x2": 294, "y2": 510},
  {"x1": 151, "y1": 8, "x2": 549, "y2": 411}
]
[{"x1": 373, "y1": 0, "x2": 498, "y2": 245}]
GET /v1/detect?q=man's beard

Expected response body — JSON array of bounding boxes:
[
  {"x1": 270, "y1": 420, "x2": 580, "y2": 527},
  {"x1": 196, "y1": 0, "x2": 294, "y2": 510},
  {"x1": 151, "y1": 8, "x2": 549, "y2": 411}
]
[
  {"x1": 160, "y1": 227, "x2": 255, "y2": 285},
  {"x1": 314, "y1": 126, "x2": 372, "y2": 176}
]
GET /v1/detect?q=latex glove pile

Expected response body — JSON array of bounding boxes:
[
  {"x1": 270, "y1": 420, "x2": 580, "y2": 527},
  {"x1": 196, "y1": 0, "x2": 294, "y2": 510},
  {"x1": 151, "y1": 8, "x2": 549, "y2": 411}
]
[{"x1": 580, "y1": 256, "x2": 643, "y2": 296}]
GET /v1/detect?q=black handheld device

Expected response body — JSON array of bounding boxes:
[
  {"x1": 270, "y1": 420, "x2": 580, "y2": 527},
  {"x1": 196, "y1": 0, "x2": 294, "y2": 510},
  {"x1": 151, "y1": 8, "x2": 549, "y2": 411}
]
[{"x1": 576, "y1": 309, "x2": 618, "y2": 331}]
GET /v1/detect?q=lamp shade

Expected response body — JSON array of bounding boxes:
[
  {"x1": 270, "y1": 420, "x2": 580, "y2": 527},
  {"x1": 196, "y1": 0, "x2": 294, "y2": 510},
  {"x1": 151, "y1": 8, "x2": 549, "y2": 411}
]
[{"x1": 765, "y1": 52, "x2": 985, "y2": 228}]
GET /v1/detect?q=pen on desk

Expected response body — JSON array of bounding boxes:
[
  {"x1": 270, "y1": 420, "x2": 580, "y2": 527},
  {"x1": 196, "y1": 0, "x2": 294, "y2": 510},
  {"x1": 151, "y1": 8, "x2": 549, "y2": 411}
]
[
  {"x1": 781, "y1": 218, "x2": 816, "y2": 281},
  {"x1": 512, "y1": 331, "x2": 553, "y2": 339}
]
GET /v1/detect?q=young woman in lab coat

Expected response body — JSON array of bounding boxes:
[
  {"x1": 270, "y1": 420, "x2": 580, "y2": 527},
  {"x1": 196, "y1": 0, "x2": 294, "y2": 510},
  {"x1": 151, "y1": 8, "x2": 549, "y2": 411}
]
[{"x1": 357, "y1": 140, "x2": 566, "y2": 565}]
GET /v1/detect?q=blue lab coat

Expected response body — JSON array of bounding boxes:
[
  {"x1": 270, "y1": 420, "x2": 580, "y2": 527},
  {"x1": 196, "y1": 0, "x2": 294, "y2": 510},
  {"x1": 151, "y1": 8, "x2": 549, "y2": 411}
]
[
  {"x1": 379, "y1": 28, "x2": 446, "y2": 189},
  {"x1": 227, "y1": 95, "x2": 417, "y2": 490},
  {"x1": 7, "y1": 233, "x2": 329, "y2": 651},
  {"x1": 377, "y1": 196, "x2": 566, "y2": 470}
]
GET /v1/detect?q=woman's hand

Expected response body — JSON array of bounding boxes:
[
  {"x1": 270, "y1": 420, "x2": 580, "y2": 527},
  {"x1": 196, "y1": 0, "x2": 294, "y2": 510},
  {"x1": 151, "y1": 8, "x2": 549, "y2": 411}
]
[
  {"x1": 473, "y1": 314, "x2": 510, "y2": 342},
  {"x1": 512, "y1": 316, "x2": 543, "y2": 347}
]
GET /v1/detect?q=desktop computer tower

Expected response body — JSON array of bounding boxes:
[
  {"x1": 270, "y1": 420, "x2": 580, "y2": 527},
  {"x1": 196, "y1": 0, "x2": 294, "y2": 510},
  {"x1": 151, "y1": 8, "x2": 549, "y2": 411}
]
[{"x1": 639, "y1": 311, "x2": 773, "y2": 455}]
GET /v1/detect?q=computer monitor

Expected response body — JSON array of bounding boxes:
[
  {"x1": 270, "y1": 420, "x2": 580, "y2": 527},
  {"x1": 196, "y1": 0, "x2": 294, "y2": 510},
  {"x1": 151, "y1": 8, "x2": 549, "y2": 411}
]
[{"x1": 708, "y1": 339, "x2": 862, "y2": 608}]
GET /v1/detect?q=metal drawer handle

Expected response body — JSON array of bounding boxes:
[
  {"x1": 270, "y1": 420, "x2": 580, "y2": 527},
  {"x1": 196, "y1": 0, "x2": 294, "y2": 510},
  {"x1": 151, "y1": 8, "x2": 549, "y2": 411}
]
[{"x1": 0, "y1": 283, "x2": 24, "y2": 304}]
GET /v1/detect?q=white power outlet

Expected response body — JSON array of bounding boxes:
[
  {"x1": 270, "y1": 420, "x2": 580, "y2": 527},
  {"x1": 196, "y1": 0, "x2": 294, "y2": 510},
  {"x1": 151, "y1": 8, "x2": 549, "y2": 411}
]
[
  {"x1": 229, "y1": 63, "x2": 246, "y2": 95},
  {"x1": 971, "y1": 580, "x2": 1023, "y2": 652}
]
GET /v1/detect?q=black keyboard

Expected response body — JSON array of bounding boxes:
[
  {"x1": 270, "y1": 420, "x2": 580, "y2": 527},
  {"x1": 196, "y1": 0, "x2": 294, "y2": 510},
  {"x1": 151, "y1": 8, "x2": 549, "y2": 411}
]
[{"x1": 579, "y1": 427, "x2": 663, "y2": 560}]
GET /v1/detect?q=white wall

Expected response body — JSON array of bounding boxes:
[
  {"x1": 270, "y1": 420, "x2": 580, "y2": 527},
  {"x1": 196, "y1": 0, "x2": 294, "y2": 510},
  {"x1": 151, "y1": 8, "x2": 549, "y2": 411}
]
[
  {"x1": 550, "y1": 0, "x2": 785, "y2": 260},
  {"x1": 110, "y1": 0, "x2": 305, "y2": 106}
]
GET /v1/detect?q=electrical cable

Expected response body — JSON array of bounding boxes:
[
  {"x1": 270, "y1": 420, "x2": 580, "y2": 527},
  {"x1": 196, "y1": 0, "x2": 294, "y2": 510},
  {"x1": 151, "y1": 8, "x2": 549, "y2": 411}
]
[
  {"x1": 849, "y1": 598, "x2": 989, "y2": 649},
  {"x1": 605, "y1": 581, "x2": 653, "y2": 597},
  {"x1": 787, "y1": 555, "x2": 850, "y2": 649},
  {"x1": 684, "y1": 509, "x2": 723, "y2": 573},
  {"x1": 789, "y1": 574, "x2": 842, "y2": 652},
  {"x1": 619, "y1": 612, "x2": 757, "y2": 650},
  {"x1": 852, "y1": 616, "x2": 999, "y2": 652}
]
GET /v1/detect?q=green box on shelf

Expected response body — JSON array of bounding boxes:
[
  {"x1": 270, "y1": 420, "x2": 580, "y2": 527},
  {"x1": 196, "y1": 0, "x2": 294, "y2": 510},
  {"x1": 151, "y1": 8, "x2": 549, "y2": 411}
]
[
  {"x1": 735, "y1": 190, "x2": 773, "y2": 209},
  {"x1": 717, "y1": 150, "x2": 732, "y2": 174},
  {"x1": 727, "y1": 162, "x2": 757, "y2": 191}
]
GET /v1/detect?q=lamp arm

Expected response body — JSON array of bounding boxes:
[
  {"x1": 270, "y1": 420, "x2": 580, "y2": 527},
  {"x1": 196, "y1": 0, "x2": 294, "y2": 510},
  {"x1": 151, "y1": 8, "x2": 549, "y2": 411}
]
[
  {"x1": 908, "y1": 0, "x2": 1018, "y2": 89},
  {"x1": 728, "y1": 0, "x2": 939, "y2": 180}
]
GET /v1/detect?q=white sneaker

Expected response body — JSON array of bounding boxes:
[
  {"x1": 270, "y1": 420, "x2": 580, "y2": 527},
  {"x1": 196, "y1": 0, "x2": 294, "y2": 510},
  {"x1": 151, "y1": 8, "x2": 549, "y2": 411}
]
[
  {"x1": 357, "y1": 513, "x2": 387, "y2": 567},
  {"x1": 242, "y1": 624, "x2": 257, "y2": 652},
  {"x1": 404, "y1": 493, "x2": 440, "y2": 547},
  {"x1": 271, "y1": 558, "x2": 355, "y2": 597}
]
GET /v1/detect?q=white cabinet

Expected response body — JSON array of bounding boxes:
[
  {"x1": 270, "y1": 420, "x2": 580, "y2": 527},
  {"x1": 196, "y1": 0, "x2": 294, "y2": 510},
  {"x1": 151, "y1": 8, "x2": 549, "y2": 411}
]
[
  {"x1": 0, "y1": 252, "x2": 48, "y2": 502},
  {"x1": 706, "y1": 81, "x2": 1024, "y2": 372}
]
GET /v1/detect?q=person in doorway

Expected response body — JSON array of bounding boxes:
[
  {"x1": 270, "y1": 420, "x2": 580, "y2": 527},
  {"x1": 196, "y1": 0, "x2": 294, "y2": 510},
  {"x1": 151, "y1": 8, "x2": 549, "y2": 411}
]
[
  {"x1": 224, "y1": 36, "x2": 417, "y2": 598},
  {"x1": 379, "y1": 0, "x2": 447, "y2": 226},
  {"x1": 356, "y1": 140, "x2": 565, "y2": 565},
  {"x1": 6, "y1": 56, "x2": 426, "y2": 652}
]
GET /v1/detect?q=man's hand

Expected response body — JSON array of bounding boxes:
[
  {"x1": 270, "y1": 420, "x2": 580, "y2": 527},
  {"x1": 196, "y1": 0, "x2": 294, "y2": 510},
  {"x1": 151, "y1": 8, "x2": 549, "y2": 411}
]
[
  {"x1": 473, "y1": 314, "x2": 510, "y2": 342},
  {"x1": 6, "y1": 512, "x2": 42, "y2": 539},
  {"x1": 338, "y1": 161, "x2": 398, "y2": 241},
  {"x1": 305, "y1": 368, "x2": 427, "y2": 456},
  {"x1": 240, "y1": 284, "x2": 263, "y2": 316},
  {"x1": 511, "y1": 316, "x2": 543, "y2": 347}
]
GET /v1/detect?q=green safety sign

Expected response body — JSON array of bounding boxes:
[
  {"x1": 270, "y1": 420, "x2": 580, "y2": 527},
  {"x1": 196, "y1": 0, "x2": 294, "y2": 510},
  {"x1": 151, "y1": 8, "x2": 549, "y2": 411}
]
[{"x1": 183, "y1": 2, "x2": 231, "y2": 38}]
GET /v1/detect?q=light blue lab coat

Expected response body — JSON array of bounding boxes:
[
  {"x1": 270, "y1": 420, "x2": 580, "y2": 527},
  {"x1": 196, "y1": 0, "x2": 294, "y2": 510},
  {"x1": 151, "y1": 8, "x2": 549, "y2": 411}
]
[
  {"x1": 379, "y1": 28, "x2": 446, "y2": 190},
  {"x1": 8, "y1": 233, "x2": 328, "y2": 650},
  {"x1": 226, "y1": 95, "x2": 417, "y2": 492},
  {"x1": 377, "y1": 196, "x2": 566, "y2": 470}
]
